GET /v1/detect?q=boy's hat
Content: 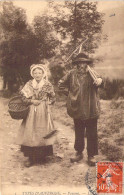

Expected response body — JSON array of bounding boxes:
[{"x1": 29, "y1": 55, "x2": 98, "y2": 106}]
[{"x1": 72, "y1": 53, "x2": 93, "y2": 64}]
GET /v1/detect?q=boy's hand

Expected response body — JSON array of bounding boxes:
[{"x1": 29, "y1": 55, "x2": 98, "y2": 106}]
[
  {"x1": 93, "y1": 78, "x2": 102, "y2": 86},
  {"x1": 31, "y1": 100, "x2": 41, "y2": 106}
]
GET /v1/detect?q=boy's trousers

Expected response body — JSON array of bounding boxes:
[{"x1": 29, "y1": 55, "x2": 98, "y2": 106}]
[{"x1": 73, "y1": 118, "x2": 98, "y2": 157}]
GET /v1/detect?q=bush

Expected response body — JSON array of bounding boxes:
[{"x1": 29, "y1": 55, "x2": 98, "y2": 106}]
[
  {"x1": 110, "y1": 99, "x2": 124, "y2": 109},
  {"x1": 99, "y1": 78, "x2": 124, "y2": 100}
]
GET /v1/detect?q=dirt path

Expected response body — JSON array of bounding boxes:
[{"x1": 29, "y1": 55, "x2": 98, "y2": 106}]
[
  {"x1": 0, "y1": 97, "x2": 97, "y2": 195},
  {"x1": 1, "y1": 97, "x2": 123, "y2": 195}
]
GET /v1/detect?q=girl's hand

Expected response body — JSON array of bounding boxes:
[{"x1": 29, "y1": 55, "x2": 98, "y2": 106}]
[
  {"x1": 48, "y1": 100, "x2": 55, "y2": 105},
  {"x1": 31, "y1": 100, "x2": 41, "y2": 106}
]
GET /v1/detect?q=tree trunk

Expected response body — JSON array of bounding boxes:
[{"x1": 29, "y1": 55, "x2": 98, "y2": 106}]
[{"x1": 74, "y1": 0, "x2": 77, "y2": 48}]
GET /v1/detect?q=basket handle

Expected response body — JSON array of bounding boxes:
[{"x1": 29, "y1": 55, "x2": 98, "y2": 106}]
[{"x1": 47, "y1": 98, "x2": 55, "y2": 130}]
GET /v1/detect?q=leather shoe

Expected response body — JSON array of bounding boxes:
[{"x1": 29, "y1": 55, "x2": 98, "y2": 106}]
[
  {"x1": 70, "y1": 152, "x2": 83, "y2": 163},
  {"x1": 24, "y1": 161, "x2": 34, "y2": 168},
  {"x1": 88, "y1": 156, "x2": 96, "y2": 166}
]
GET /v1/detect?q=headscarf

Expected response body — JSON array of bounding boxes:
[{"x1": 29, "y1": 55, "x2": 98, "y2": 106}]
[{"x1": 21, "y1": 64, "x2": 48, "y2": 98}]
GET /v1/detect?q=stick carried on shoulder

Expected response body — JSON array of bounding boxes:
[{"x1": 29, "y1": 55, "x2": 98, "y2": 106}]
[
  {"x1": 65, "y1": 38, "x2": 88, "y2": 63},
  {"x1": 65, "y1": 38, "x2": 98, "y2": 82}
]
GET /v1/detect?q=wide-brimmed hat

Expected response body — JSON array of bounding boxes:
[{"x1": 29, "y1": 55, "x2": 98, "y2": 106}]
[{"x1": 72, "y1": 53, "x2": 93, "y2": 64}]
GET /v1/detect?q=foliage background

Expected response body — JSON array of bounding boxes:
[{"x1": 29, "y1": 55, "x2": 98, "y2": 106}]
[{"x1": 0, "y1": 0, "x2": 124, "y2": 99}]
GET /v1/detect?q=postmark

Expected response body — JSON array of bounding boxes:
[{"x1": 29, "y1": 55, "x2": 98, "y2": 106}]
[
  {"x1": 85, "y1": 167, "x2": 97, "y2": 195},
  {"x1": 97, "y1": 162, "x2": 123, "y2": 193}
]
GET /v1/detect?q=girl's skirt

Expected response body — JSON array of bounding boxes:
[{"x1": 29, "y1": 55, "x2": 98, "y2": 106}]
[
  {"x1": 17, "y1": 102, "x2": 57, "y2": 162},
  {"x1": 20, "y1": 145, "x2": 53, "y2": 163}
]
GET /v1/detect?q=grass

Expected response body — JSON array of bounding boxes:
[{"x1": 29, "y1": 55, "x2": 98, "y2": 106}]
[{"x1": 54, "y1": 96, "x2": 124, "y2": 161}]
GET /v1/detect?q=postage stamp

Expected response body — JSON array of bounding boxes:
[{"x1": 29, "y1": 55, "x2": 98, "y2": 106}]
[{"x1": 97, "y1": 162, "x2": 123, "y2": 194}]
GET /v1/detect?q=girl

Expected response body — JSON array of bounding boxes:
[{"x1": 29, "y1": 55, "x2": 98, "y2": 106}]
[{"x1": 17, "y1": 64, "x2": 56, "y2": 167}]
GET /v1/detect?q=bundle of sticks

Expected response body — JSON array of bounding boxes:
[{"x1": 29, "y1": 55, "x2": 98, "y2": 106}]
[{"x1": 87, "y1": 65, "x2": 98, "y2": 81}]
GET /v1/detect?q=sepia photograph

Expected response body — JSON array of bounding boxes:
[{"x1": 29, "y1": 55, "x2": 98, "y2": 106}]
[{"x1": 0, "y1": 0, "x2": 124, "y2": 195}]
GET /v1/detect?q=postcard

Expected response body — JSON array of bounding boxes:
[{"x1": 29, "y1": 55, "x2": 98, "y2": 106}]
[{"x1": 0, "y1": 1, "x2": 124, "y2": 195}]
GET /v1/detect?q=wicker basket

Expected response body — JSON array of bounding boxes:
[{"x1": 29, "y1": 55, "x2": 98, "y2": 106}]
[{"x1": 8, "y1": 96, "x2": 29, "y2": 120}]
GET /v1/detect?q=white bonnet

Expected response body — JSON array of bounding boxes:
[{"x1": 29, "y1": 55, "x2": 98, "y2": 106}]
[{"x1": 30, "y1": 64, "x2": 47, "y2": 80}]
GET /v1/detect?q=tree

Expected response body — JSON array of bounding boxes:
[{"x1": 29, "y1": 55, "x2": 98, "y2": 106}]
[
  {"x1": 32, "y1": 13, "x2": 62, "y2": 85},
  {"x1": 0, "y1": 1, "x2": 39, "y2": 91},
  {"x1": 48, "y1": 0, "x2": 105, "y2": 55},
  {"x1": 0, "y1": 1, "x2": 61, "y2": 92},
  {"x1": 33, "y1": 14, "x2": 59, "y2": 59}
]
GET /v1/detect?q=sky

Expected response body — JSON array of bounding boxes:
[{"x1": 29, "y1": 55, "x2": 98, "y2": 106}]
[{"x1": 12, "y1": 0, "x2": 124, "y2": 23}]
